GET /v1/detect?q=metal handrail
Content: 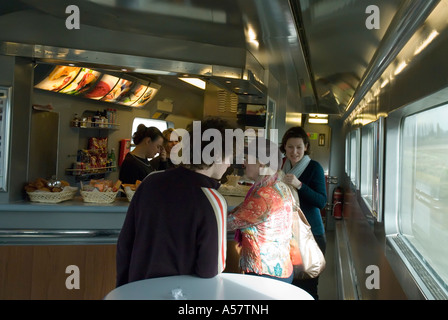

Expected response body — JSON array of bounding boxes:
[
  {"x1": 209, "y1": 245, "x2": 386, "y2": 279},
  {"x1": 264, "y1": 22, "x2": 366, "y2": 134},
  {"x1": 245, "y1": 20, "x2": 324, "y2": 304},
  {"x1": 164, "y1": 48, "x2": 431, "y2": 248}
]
[{"x1": 0, "y1": 229, "x2": 121, "y2": 238}]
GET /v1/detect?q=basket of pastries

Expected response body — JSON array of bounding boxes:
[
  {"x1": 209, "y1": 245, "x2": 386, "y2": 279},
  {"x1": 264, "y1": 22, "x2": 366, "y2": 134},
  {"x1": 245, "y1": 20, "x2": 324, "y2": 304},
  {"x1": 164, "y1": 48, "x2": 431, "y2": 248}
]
[
  {"x1": 122, "y1": 180, "x2": 142, "y2": 202},
  {"x1": 80, "y1": 179, "x2": 122, "y2": 204},
  {"x1": 25, "y1": 178, "x2": 78, "y2": 203}
]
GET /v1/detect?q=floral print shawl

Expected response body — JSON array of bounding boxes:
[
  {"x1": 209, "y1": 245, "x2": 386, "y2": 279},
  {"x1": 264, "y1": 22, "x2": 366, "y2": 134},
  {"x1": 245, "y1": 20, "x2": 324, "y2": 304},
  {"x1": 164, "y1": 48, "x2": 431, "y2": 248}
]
[{"x1": 227, "y1": 172, "x2": 294, "y2": 278}]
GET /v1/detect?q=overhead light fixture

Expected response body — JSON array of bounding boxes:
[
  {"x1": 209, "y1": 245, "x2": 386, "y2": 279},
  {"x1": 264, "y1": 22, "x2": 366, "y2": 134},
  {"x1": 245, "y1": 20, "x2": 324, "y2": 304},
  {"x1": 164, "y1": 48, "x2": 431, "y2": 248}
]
[
  {"x1": 179, "y1": 77, "x2": 206, "y2": 90},
  {"x1": 246, "y1": 26, "x2": 259, "y2": 48},
  {"x1": 134, "y1": 68, "x2": 176, "y2": 75},
  {"x1": 414, "y1": 30, "x2": 439, "y2": 56},
  {"x1": 308, "y1": 113, "x2": 329, "y2": 124},
  {"x1": 380, "y1": 79, "x2": 389, "y2": 88},
  {"x1": 394, "y1": 61, "x2": 408, "y2": 76}
]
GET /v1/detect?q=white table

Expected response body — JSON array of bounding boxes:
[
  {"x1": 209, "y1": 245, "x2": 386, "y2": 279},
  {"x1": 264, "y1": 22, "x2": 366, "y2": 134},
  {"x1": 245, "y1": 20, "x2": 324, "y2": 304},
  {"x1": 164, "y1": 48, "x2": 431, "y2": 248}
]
[{"x1": 104, "y1": 273, "x2": 313, "y2": 300}]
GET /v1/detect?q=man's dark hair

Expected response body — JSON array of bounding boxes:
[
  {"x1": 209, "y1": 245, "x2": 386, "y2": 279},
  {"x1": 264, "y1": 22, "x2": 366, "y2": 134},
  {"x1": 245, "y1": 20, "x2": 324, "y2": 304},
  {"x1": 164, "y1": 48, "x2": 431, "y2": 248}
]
[{"x1": 181, "y1": 117, "x2": 234, "y2": 171}]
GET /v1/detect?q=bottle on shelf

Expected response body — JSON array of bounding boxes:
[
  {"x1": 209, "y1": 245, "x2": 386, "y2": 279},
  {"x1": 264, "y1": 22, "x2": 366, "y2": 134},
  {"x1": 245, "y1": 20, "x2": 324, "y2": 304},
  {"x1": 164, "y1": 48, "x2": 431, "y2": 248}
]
[
  {"x1": 87, "y1": 116, "x2": 92, "y2": 127},
  {"x1": 112, "y1": 109, "x2": 117, "y2": 126},
  {"x1": 80, "y1": 116, "x2": 87, "y2": 128},
  {"x1": 109, "y1": 148, "x2": 117, "y2": 171},
  {"x1": 72, "y1": 113, "x2": 80, "y2": 127},
  {"x1": 93, "y1": 110, "x2": 101, "y2": 127},
  {"x1": 100, "y1": 111, "x2": 107, "y2": 128},
  {"x1": 107, "y1": 108, "x2": 115, "y2": 128}
]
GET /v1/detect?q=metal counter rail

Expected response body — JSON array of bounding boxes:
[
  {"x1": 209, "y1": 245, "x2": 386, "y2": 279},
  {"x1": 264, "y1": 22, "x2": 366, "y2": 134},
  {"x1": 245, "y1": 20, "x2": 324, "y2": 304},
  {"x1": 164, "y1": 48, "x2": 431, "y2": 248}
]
[
  {"x1": 0, "y1": 229, "x2": 121, "y2": 245},
  {"x1": 0, "y1": 229, "x2": 121, "y2": 237}
]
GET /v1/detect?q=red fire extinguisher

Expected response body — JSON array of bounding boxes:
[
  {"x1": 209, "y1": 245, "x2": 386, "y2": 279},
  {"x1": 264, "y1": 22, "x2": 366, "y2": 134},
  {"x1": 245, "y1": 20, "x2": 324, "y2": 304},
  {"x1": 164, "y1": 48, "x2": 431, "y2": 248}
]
[{"x1": 333, "y1": 186, "x2": 344, "y2": 220}]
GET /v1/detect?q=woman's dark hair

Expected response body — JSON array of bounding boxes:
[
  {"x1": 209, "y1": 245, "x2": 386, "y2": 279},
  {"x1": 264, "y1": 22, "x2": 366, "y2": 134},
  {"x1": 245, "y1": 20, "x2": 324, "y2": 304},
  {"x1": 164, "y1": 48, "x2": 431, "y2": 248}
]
[
  {"x1": 132, "y1": 124, "x2": 163, "y2": 145},
  {"x1": 280, "y1": 126, "x2": 311, "y2": 155}
]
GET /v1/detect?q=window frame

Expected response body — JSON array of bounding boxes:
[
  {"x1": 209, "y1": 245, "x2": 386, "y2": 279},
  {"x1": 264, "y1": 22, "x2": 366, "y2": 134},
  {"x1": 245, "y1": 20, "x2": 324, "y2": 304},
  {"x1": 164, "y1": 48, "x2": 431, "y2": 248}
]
[
  {"x1": 384, "y1": 88, "x2": 448, "y2": 299},
  {"x1": 360, "y1": 118, "x2": 385, "y2": 222},
  {"x1": 360, "y1": 122, "x2": 375, "y2": 210},
  {"x1": 349, "y1": 128, "x2": 360, "y2": 190}
]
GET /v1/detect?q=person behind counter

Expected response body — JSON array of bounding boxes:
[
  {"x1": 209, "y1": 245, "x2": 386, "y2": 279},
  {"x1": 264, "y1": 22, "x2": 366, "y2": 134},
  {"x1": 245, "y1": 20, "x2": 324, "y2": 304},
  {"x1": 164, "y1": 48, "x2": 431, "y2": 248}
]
[
  {"x1": 118, "y1": 124, "x2": 164, "y2": 184},
  {"x1": 227, "y1": 137, "x2": 295, "y2": 283},
  {"x1": 280, "y1": 126, "x2": 327, "y2": 299},
  {"x1": 149, "y1": 128, "x2": 180, "y2": 171},
  {"x1": 116, "y1": 117, "x2": 233, "y2": 287}
]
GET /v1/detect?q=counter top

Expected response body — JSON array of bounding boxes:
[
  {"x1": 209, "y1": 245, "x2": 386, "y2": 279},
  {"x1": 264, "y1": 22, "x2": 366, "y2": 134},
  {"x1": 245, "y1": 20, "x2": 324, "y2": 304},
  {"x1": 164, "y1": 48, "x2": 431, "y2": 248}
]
[
  {"x1": 0, "y1": 195, "x2": 245, "y2": 245},
  {"x1": 0, "y1": 195, "x2": 244, "y2": 213},
  {"x1": 0, "y1": 196, "x2": 130, "y2": 213}
]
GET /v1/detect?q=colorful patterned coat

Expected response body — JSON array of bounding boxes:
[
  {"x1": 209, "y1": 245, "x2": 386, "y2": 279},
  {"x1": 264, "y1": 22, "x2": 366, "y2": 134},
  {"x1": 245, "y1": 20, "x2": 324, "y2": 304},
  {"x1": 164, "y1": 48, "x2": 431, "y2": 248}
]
[{"x1": 227, "y1": 174, "x2": 294, "y2": 278}]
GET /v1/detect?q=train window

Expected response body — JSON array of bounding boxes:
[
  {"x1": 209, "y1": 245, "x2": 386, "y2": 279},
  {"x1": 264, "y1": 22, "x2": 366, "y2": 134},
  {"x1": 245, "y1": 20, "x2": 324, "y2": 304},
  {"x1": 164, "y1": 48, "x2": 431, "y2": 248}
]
[
  {"x1": 361, "y1": 123, "x2": 374, "y2": 209},
  {"x1": 399, "y1": 105, "x2": 448, "y2": 286},
  {"x1": 131, "y1": 117, "x2": 168, "y2": 137},
  {"x1": 360, "y1": 118, "x2": 385, "y2": 221},
  {"x1": 345, "y1": 133, "x2": 350, "y2": 175},
  {"x1": 349, "y1": 129, "x2": 360, "y2": 189}
]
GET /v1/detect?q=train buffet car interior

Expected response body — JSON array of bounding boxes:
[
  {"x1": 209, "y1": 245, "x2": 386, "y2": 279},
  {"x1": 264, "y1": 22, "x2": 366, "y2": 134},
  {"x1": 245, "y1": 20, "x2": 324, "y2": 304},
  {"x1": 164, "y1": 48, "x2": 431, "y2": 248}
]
[{"x1": 0, "y1": 0, "x2": 447, "y2": 301}]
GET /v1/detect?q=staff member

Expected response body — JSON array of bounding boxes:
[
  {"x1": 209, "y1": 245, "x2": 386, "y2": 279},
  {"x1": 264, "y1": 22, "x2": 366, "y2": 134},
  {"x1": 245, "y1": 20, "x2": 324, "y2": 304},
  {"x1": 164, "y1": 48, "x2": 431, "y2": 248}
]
[
  {"x1": 149, "y1": 128, "x2": 180, "y2": 171},
  {"x1": 119, "y1": 124, "x2": 164, "y2": 184}
]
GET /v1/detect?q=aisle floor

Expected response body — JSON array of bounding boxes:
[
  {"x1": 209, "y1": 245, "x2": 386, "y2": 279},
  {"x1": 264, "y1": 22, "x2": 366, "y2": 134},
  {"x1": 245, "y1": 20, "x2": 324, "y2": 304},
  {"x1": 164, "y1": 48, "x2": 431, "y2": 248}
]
[{"x1": 318, "y1": 230, "x2": 338, "y2": 300}]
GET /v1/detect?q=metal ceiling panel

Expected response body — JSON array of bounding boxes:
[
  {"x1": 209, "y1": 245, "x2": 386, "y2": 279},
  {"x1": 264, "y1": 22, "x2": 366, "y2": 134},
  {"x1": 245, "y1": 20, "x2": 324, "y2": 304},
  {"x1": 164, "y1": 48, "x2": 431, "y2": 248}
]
[
  {"x1": 0, "y1": 0, "x2": 322, "y2": 115},
  {"x1": 297, "y1": 0, "x2": 403, "y2": 114}
]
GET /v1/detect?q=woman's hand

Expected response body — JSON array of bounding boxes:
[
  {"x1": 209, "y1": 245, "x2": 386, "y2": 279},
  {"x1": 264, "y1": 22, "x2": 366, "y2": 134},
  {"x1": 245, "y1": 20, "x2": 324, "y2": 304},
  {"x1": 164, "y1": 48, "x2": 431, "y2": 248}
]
[
  {"x1": 284, "y1": 173, "x2": 302, "y2": 189},
  {"x1": 159, "y1": 146, "x2": 167, "y2": 161}
]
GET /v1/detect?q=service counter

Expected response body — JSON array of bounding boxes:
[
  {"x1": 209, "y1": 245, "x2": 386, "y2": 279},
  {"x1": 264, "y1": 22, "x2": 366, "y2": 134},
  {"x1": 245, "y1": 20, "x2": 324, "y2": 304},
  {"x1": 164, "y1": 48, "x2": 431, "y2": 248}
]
[
  {"x1": 0, "y1": 196, "x2": 128, "y2": 245},
  {"x1": 0, "y1": 195, "x2": 244, "y2": 245},
  {"x1": 0, "y1": 194, "x2": 244, "y2": 299}
]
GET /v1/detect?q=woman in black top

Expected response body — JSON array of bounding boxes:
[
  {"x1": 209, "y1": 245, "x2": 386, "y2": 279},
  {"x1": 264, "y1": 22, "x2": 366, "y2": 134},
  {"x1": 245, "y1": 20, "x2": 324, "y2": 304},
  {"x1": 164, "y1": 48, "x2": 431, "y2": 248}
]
[
  {"x1": 119, "y1": 124, "x2": 164, "y2": 184},
  {"x1": 149, "y1": 128, "x2": 180, "y2": 171}
]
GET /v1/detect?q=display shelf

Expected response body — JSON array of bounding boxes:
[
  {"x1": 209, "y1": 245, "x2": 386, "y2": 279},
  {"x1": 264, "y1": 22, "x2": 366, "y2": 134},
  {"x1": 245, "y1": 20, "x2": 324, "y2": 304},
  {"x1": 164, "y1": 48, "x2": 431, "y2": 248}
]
[
  {"x1": 65, "y1": 166, "x2": 116, "y2": 176},
  {"x1": 70, "y1": 120, "x2": 120, "y2": 129},
  {"x1": 65, "y1": 167, "x2": 117, "y2": 182}
]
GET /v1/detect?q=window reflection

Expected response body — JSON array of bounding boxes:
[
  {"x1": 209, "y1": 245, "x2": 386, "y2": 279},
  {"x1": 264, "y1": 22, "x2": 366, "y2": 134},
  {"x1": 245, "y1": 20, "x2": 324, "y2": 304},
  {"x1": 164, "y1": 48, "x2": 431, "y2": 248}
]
[{"x1": 400, "y1": 105, "x2": 448, "y2": 286}]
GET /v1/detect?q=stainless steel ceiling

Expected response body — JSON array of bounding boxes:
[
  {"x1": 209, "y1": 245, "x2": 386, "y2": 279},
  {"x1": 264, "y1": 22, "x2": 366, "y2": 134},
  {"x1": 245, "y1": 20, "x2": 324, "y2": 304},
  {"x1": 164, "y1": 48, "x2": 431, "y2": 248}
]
[
  {"x1": 297, "y1": 0, "x2": 402, "y2": 114},
  {"x1": 0, "y1": 0, "x2": 440, "y2": 115}
]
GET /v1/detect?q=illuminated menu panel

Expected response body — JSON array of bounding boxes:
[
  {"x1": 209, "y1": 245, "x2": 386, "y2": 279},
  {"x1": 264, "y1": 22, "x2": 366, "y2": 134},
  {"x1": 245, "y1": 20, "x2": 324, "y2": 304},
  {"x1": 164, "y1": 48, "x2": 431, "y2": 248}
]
[
  {"x1": 101, "y1": 78, "x2": 133, "y2": 103},
  {"x1": 84, "y1": 74, "x2": 120, "y2": 100},
  {"x1": 34, "y1": 65, "x2": 160, "y2": 108},
  {"x1": 59, "y1": 68, "x2": 102, "y2": 95},
  {"x1": 132, "y1": 85, "x2": 159, "y2": 107},
  {"x1": 34, "y1": 66, "x2": 81, "y2": 92},
  {"x1": 118, "y1": 82, "x2": 149, "y2": 106}
]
